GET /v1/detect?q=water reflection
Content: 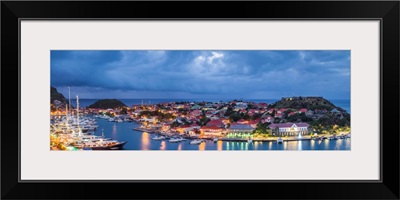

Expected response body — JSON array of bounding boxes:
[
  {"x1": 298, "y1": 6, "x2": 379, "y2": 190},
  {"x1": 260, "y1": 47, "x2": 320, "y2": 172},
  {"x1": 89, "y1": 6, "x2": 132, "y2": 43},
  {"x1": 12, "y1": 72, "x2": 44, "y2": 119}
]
[
  {"x1": 178, "y1": 143, "x2": 182, "y2": 151},
  {"x1": 298, "y1": 140, "x2": 302, "y2": 151},
  {"x1": 160, "y1": 141, "x2": 166, "y2": 150},
  {"x1": 335, "y1": 140, "x2": 342, "y2": 150},
  {"x1": 199, "y1": 142, "x2": 205, "y2": 151},
  {"x1": 217, "y1": 141, "x2": 223, "y2": 151},
  {"x1": 112, "y1": 124, "x2": 117, "y2": 135},
  {"x1": 226, "y1": 142, "x2": 230, "y2": 150},
  {"x1": 323, "y1": 139, "x2": 329, "y2": 149},
  {"x1": 345, "y1": 138, "x2": 351, "y2": 150},
  {"x1": 141, "y1": 132, "x2": 149, "y2": 150}
]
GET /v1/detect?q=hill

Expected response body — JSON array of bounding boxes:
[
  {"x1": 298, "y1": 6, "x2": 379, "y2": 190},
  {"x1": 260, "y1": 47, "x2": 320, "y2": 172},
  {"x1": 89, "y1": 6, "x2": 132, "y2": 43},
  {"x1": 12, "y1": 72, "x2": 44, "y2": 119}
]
[
  {"x1": 88, "y1": 99, "x2": 127, "y2": 109},
  {"x1": 269, "y1": 96, "x2": 347, "y2": 112},
  {"x1": 50, "y1": 86, "x2": 68, "y2": 105},
  {"x1": 269, "y1": 97, "x2": 350, "y2": 129}
]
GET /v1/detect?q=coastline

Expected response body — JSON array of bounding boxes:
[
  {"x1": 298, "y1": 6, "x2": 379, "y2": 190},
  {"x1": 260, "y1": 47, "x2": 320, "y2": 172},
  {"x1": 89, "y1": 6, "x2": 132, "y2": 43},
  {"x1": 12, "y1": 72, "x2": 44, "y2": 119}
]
[{"x1": 132, "y1": 125, "x2": 350, "y2": 143}]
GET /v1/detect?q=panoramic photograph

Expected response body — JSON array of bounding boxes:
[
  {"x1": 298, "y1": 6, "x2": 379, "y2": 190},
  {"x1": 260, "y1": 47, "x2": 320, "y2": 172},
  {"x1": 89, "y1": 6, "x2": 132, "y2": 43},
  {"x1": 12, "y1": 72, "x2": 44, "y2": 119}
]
[{"x1": 50, "y1": 50, "x2": 351, "y2": 151}]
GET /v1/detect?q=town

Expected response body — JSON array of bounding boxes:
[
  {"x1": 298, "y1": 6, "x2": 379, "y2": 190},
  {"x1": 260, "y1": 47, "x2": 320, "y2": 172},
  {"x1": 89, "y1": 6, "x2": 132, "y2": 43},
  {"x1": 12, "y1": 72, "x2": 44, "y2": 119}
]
[{"x1": 52, "y1": 96, "x2": 351, "y2": 144}]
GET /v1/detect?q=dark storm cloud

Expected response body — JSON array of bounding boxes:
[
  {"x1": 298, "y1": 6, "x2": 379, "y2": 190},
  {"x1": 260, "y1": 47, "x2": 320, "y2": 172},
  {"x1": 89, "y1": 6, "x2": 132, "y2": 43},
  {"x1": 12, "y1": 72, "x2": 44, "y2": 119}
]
[{"x1": 51, "y1": 50, "x2": 350, "y2": 99}]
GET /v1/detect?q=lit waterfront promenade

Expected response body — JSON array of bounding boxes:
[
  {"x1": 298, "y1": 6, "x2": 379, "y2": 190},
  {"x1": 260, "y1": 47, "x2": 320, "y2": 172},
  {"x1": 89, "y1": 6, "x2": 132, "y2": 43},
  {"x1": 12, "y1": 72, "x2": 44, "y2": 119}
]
[{"x1": 131, "y1": 127, "x2": 350, "y2": 142}]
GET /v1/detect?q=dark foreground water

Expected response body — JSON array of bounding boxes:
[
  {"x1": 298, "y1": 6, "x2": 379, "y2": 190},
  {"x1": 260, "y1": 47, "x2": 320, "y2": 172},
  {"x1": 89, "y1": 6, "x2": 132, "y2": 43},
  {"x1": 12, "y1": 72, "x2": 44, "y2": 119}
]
[{"x1": 92, "y1": 118, "x2": 351, "y2": 151}]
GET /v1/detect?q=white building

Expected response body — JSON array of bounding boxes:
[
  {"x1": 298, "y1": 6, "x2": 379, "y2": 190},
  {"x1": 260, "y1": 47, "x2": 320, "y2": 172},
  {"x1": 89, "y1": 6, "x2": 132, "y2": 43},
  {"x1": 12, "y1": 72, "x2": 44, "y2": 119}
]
[{"x1": 269, "y1": 123, "x2": 310, "y2": 136}]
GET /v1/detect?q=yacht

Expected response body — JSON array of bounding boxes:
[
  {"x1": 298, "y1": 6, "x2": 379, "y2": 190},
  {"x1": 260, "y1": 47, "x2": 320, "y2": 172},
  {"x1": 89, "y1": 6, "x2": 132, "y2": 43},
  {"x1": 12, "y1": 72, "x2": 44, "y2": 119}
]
[
  {"x1": 152, "y1": 135, "x2": 166, "y2": 140},
  {"x1": 168, "y1": 137, "x2": 182, "y2": 143},
  {"x1": 190, "y1": 139, "x2": 203, "y2": 145},
  {"x1": 115, "y1": 118, "x2": 123, "y2": 123},
  {"x1": 277, "y1": 137, "x2": 284, "y2": 144},
  {"x1": 108, "y1": 118, "x2": 115, "y2": 122},
  {"x1": 213, "y1": 138, "x2": 218, "y2": 142},
  {"x1": 247, "y1": 139, "x2": 253, "y2": 143},
  {"x1": 82, "y1": 140, "x2": 127, "y2": 150}
]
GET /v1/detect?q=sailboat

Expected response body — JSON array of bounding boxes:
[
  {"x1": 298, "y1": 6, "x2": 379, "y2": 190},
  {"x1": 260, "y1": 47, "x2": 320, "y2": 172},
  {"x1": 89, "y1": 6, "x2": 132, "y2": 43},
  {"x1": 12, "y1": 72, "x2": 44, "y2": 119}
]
[{"x1": 71, "y1": 95, "x2": 127, "y2": 150}]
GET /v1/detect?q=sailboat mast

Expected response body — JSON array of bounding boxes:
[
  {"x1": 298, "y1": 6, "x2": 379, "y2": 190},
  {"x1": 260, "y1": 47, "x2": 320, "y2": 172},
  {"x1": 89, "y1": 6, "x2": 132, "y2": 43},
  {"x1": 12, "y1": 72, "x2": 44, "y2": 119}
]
[
  {"x1": 76, "y1": 95, "x2": 80, "y2": 130},
  {"x1": 68, "y1": 87, "x2": 71, "y2": 112},
  {"x1": 65, "y1": 104, "x2": 69, "y2": 123}
]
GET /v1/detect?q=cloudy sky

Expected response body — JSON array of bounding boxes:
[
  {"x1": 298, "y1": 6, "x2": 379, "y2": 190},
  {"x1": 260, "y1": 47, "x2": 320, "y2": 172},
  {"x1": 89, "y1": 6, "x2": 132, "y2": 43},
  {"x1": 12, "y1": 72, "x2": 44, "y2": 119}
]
[{"x1": 51, "y1": 50, "x2": 350, "y2": 100}]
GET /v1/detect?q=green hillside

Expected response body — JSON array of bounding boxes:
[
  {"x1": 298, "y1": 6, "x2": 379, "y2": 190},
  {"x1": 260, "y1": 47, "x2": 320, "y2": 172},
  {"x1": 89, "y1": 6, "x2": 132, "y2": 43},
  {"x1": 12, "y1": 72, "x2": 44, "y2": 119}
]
[{"x1": 270, "y1": 96, "x2": 346, "y2": 112}]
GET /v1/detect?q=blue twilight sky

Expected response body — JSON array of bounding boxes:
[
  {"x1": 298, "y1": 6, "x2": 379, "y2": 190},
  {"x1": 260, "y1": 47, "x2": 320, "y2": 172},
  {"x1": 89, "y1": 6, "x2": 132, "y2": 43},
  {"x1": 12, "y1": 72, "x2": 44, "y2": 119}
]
[{"x1": 51, "y1": 50, "x2": 350, "y2": 100}]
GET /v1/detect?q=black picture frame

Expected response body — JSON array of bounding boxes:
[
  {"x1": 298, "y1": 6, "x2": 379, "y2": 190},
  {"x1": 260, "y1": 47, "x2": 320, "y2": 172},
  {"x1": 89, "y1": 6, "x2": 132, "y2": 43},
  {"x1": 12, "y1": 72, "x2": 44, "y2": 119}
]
[{"x1": 2, "y1": 1, "x2": 399, "y2": 199}]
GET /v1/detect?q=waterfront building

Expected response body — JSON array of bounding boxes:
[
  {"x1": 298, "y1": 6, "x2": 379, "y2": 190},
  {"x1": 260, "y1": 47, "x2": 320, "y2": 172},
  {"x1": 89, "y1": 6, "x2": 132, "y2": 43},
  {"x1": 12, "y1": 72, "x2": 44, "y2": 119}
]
[
  {"x1": 269, "y1": 123, "x2": 310, "y2": 136},
  {"x1": 249, "y1": 119, "x2": 261, "y2": 128},
  {"x1": 227, "y1": 123, "x2": 255, "y2": 134},
  {"x1": 200, "y1": 125, "x2": 224, "y2": 136},
  {"x1": 161, "y1": 123, "x2": 171, "y2": 132},
  {"x1": 177, "y1": 125, "x2": 194, "y2": 134}
]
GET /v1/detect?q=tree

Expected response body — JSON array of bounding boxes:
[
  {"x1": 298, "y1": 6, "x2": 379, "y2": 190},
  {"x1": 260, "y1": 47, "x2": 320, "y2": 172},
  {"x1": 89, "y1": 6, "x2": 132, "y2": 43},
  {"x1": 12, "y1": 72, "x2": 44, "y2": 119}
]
[
  {"x1": 170, "y1": 121, "x2": 179, "y2": 128},
  {"x1": 224, "y1": 106, "x2": 233, "y2": 117},
  {"x1": 254, "y1": 122, "x2": 271, "y2": 135},
  {"x1": 251, "y1": 113, "x2": 262, "y2": 120},
  {"x1": 120, "y1": 107, "x2": 128, "y2": 115}
]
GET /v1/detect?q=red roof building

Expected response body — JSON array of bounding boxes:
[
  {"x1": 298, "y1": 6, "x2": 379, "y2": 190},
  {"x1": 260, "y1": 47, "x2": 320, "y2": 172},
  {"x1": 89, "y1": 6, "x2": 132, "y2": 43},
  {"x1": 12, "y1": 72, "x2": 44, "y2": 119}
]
[
  {"x1": 207, "y1": 119, "x2": 224, "y2": 127},
  {"x1": 298, "y1": 108, "x2": 308, "y2": 113},
  {"x1": 236, "y1": 119, "x2": 248, "y2": 124}
]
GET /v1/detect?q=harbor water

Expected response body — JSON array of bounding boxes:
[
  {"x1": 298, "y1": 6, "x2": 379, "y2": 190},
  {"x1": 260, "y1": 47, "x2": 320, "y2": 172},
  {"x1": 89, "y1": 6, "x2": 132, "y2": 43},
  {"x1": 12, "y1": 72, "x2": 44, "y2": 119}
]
[{"x1": 91, "y1": 118, "x2": 351, "y2": 151}]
